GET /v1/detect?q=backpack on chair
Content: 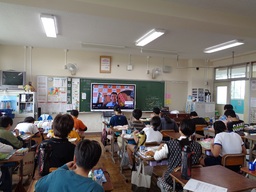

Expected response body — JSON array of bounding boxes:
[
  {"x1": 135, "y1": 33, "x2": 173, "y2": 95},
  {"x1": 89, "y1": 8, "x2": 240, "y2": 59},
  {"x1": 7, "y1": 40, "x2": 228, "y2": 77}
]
[{"x1": 35, "y1": 141, "x2": 53, "y2": 176}]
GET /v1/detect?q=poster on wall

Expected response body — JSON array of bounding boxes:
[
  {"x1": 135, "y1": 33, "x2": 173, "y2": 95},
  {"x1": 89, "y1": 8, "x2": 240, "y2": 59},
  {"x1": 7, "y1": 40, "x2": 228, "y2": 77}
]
[{"x1": 37, "y1": 76, "x2": 69, "y2": 114}]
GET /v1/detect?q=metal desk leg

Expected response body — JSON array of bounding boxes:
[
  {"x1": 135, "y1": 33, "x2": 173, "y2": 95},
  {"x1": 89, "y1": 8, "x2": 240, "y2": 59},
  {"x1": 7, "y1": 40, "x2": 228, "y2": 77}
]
[
  {"x1": 110, "y1": 133, "x2": 115, "y2": 163},
  {"x1": 172, "y1": 177, "x2": 176, "y2": 192},
  {"x1": 249, "y1": 139, "x2": 253, "y2": 162}
]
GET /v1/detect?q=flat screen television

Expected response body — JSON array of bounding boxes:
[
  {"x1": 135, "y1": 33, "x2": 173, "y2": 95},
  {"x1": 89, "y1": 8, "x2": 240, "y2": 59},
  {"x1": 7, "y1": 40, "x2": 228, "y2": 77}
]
[
  {"x1": 91, "y1": 83, "x2": 136, "y2": 111},
  {"x1": 0, "y1": 70, "x2": 26, "y2": 90}
]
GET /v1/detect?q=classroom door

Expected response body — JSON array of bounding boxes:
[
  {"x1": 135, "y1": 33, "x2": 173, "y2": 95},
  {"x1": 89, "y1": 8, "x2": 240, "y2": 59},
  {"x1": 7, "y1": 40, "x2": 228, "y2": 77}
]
[{"x1": 214, "y1": 82, "x2": 231, "y2": 118}]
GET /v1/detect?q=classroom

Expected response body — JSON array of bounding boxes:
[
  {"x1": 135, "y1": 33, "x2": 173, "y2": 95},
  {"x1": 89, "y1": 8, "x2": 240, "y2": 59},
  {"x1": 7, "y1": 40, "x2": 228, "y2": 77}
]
[{"x1": 0, "y1": 1, "x2": 256, "y2": 192}]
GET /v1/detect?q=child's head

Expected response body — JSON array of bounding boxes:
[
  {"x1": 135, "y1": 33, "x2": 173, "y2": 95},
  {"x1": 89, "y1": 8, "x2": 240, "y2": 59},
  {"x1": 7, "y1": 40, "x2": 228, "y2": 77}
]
[
  {"x1": 24, "y1": 116, "x2": 35, "y2": 123},
  {"x1": 224, "y1": 104, "x2": 233, "y2": 111},
  {"x1": 71, "y1": 110, "x2": 79, "y2": 117},
  {"x1": 52, "y1": 114, "x2": 74, "y2": 138},
  {"x1": 75, "y1": 139, "x2": 102, "y2": 171},
  {"x1": 189, "y1": 111, "x2": 198, "y2": 118},
  {"x1": 113, "y1": 105, "x2": 122, "y2": 114},
  {"x1": 132, "y1": 108, "x2": 142, "y2": 120},
  {"x1": 0, "y1": 116, "x2": 13, "y2": 129},
  {"x1": 152, "y1": 107, "x2": 160, "y2": 115},
  {"x1": 213, "y1": 120, "x2": 226, "y2": 134},
  {"x1": 179, "y1": 119, "x2": 195, "y2": 137},
  {"x1": 224, "y1": 109, "x2": 236, "y2": 118},
  {"x1": 150, "y1": 116, "x2": 161, "y2": 131}
]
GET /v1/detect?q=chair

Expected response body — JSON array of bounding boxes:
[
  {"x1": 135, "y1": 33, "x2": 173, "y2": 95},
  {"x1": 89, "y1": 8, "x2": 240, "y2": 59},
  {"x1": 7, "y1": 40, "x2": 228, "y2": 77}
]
[
  {"x1": 161, "y1": 130, "x2": 175, "y2": 141},
  {"x1": 221, "y1": 153, "x2": 246, "y2": 172},
  {"x1": 195, "y1": 124, "x2": 207, "y2": 136}
]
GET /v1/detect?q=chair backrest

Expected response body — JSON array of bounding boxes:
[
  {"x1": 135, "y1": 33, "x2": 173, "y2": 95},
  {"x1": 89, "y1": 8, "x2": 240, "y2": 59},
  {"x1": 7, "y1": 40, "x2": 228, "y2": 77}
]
[
  {"x1": 195, "y1": 124, "x2": 206, "y2": 132},
  {"x1": 221, "y1": 153, "x2": 245, "y2": 167},
  {"x1": 145, "y1": 141, "x2": 159, "y2": 146},
  {"x1": 160, "y1": 130, "x2": 175, "y2": 137}
]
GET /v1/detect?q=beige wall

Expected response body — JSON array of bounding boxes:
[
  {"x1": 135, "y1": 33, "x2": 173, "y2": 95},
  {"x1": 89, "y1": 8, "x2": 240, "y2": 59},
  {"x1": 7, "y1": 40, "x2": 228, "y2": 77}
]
[{"x1": 0, "y1": 45, "x2": 214, "y2": 132}]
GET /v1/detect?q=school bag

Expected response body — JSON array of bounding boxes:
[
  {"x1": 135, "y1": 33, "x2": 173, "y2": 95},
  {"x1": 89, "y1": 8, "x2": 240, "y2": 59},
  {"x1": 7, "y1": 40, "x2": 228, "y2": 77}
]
[
  {"x1": 101, "y1": 126, "x2": 108, "y2": 146},
  {"x1": 36, "y1": 141, "x2": 53, "y2": 176}
]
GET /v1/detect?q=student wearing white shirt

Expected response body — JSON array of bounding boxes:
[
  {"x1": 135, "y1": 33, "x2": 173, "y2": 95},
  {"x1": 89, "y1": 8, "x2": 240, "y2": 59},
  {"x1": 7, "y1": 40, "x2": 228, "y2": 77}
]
[
  {"x1": 127, "y1": 116, "x2": 163, "y2": 168},
  {"x1": 15, "y1": 116, "x2": 40, "y2": 136}
]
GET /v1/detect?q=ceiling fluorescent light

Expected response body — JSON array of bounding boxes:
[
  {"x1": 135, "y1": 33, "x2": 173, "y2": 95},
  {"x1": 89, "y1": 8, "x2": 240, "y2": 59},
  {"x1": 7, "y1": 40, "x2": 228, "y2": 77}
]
[
  {"x1": 204, "y1": 39, "x2": 244, "y2": 53},
  {"x1": 40, "y1": 14, "x2": 58, "y2": 38},
  {"x1": 81, "y1": 43, "x2": 126, "y2": 49},
  {"x1": 136, "y1": 29, "x2": 165, "y2": 47}
]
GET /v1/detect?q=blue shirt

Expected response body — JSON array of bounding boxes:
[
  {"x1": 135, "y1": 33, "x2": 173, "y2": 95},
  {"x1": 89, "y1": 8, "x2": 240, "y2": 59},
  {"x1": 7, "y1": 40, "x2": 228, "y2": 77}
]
[
  {"x1": 35, "y1": 164, "x2": 104, "y2": 192},
  {"x1": 106, "y1": 102, "x2": 118, "y2": 107}
]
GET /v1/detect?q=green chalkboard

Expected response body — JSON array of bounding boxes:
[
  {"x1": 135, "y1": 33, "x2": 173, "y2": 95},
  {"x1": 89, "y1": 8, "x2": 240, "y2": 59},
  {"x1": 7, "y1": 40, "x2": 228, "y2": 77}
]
[{"x1": 78, "y1": 78, "x2": 164, "y2": 112}]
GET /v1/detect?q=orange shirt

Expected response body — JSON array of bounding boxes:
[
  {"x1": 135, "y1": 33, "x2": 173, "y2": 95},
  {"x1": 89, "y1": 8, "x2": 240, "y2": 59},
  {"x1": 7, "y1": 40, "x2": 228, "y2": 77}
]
[{"x1": 73, "y1": 117, "x2": 87, "y2": 131}]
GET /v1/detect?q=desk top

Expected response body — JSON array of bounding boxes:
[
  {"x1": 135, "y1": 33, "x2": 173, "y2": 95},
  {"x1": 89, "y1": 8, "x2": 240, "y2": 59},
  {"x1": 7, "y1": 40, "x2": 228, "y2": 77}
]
[
  {"x1": 171, "y1": 165, "x2": 256, "y2": 192},
  {"x1": 0, "y1": 154, "x2": 24, "y2": 164},
  {"x1": 163, "y1": 131, "x2": 204, "y2": 140},
  {"x1": 244, "y1": 134, "x2": 256, "y2": 141}
]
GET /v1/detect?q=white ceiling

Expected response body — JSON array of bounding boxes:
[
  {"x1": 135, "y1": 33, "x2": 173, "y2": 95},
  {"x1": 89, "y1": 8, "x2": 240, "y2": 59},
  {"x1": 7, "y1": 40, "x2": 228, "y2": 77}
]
[{"x1": 0, "y1": 0, "x2": 256, "y2": 60}]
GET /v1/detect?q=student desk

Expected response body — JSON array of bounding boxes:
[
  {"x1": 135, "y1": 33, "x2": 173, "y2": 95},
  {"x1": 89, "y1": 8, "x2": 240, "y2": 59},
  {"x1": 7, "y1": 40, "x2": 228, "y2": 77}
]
[
  {"x1": 0, "y1": 153, "x2": 25, "y2": 185},
  {"x1": 163, "y1": 131, "x2": 204, "y2": 140},
  {"x1": 170, "y1": 165, "x2": 256, "y2": 192},
  {"x1": 243, "y1": 134, "x2": 256, "y2": 161},
  {"x1": 20, "y1": 133, "x2": 33, "y2": 148}
]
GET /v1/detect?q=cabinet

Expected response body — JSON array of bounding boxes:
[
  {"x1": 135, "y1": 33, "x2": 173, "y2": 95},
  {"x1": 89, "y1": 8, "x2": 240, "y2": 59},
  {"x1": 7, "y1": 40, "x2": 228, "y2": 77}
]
[
  {"x1": 186, "y1": 101, "x2": 215, "y2": 118},
  {"x1": 17, "y1": 92, "x2": 36, "y2": 117}
]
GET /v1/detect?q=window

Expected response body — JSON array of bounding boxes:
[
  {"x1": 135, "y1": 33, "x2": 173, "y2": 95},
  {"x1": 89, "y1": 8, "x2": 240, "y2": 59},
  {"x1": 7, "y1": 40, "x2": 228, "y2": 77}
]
[
  {"x1": 217, "y1": 86, "x2": 227, "y2": 104},
  {"x1": 215, "y1": 68, "x2": 228, "y2": 80},
  {"x1": 231, "y1": 65, "x2": 246, "y2": 78},
  {"x1": 231, "y1": 80, "x2": 245, "y2": 99}
]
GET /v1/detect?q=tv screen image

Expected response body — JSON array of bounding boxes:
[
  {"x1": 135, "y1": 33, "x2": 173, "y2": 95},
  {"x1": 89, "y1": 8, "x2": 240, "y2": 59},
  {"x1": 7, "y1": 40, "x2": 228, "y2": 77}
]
[{"x1": 91, "y1": 83, "x2": 136, "y2": 111}]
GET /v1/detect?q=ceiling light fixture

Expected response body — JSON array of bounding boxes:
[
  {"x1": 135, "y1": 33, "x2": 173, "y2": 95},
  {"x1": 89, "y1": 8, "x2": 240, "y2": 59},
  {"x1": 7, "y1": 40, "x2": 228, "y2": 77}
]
[
  {"x1": 40, "y1": 14, "x2": 58, "y2": 38},
  {"x1": 204, "y1": 39, "x2": 244, "y2": 53},
  {"x1": 136, "y1": 29, "x2": 165, "y2": 47},
  {"x1": 81, "y1": 43, "x2": 126, "y2": 49}
]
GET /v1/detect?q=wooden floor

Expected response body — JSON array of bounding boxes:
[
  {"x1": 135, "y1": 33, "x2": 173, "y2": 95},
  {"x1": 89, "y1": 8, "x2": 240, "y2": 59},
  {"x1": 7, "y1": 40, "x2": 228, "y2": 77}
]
[{"x1": 18, "y1": 132, "x2": 161, "y2": 192}]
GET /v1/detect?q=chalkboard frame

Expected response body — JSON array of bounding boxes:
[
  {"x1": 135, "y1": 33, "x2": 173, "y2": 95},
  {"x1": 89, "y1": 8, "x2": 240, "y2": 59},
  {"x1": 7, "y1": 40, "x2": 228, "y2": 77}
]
[{"x1": 76, "y1": 78, "x2": 164, "y2": 112}]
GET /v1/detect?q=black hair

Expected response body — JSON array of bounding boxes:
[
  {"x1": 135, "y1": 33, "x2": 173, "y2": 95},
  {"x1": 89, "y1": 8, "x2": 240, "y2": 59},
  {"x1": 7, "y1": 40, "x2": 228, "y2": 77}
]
[
  {"x1": 160, "y1": 110, "x2": 172, "y2": 123},
  {"x1": 213, "y1": 120, "x2": 226, "y2": 135},
  {"x1": 189, "y1": 111, "x2": 198, "y2": 117},
  {"x1": 152, "y1": 107, "x2": 160, "y2": 115},
  {"x1": 52, "y1": 114, "x2": 74, "y2": 138},
  {"x1": 24, "y1": 116, "x2": 35, "y2": 123},
  {"x1": 71, "y1": 110, "x2": 79, "y2": 117},
  {"x1": 179, "y1": 119, "x2": 195, "y2": 137},
  {"x1": 111, "y1": 92, "x2": 117, "y2": 96},
  {"x1": 75, "y1": 139, "x2": 102, "y2": 171},
  {"x1": 151, "y1": 116, "x2": 161, "y2": 131},
  {"x1": 224, "y1": 104, "x2": 233, "y2": 110},
  {"x1": 0, "y1": 116, "x2": 13, "y2": 128},
  {"x1": 113, "y1": 105, "x2": 122, "y2": 113},
  {"x1": 132, "y1": 108, "x2": 142, "y2": 120},
  {"x1": 224, "y1": 109, "x2": 236, "y2": 118}
]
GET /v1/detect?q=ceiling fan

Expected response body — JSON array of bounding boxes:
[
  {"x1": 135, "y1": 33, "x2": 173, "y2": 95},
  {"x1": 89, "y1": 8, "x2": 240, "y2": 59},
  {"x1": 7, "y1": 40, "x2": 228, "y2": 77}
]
[{"x1": 65, "y1": 63, "x2": 78, "y2": 75}]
